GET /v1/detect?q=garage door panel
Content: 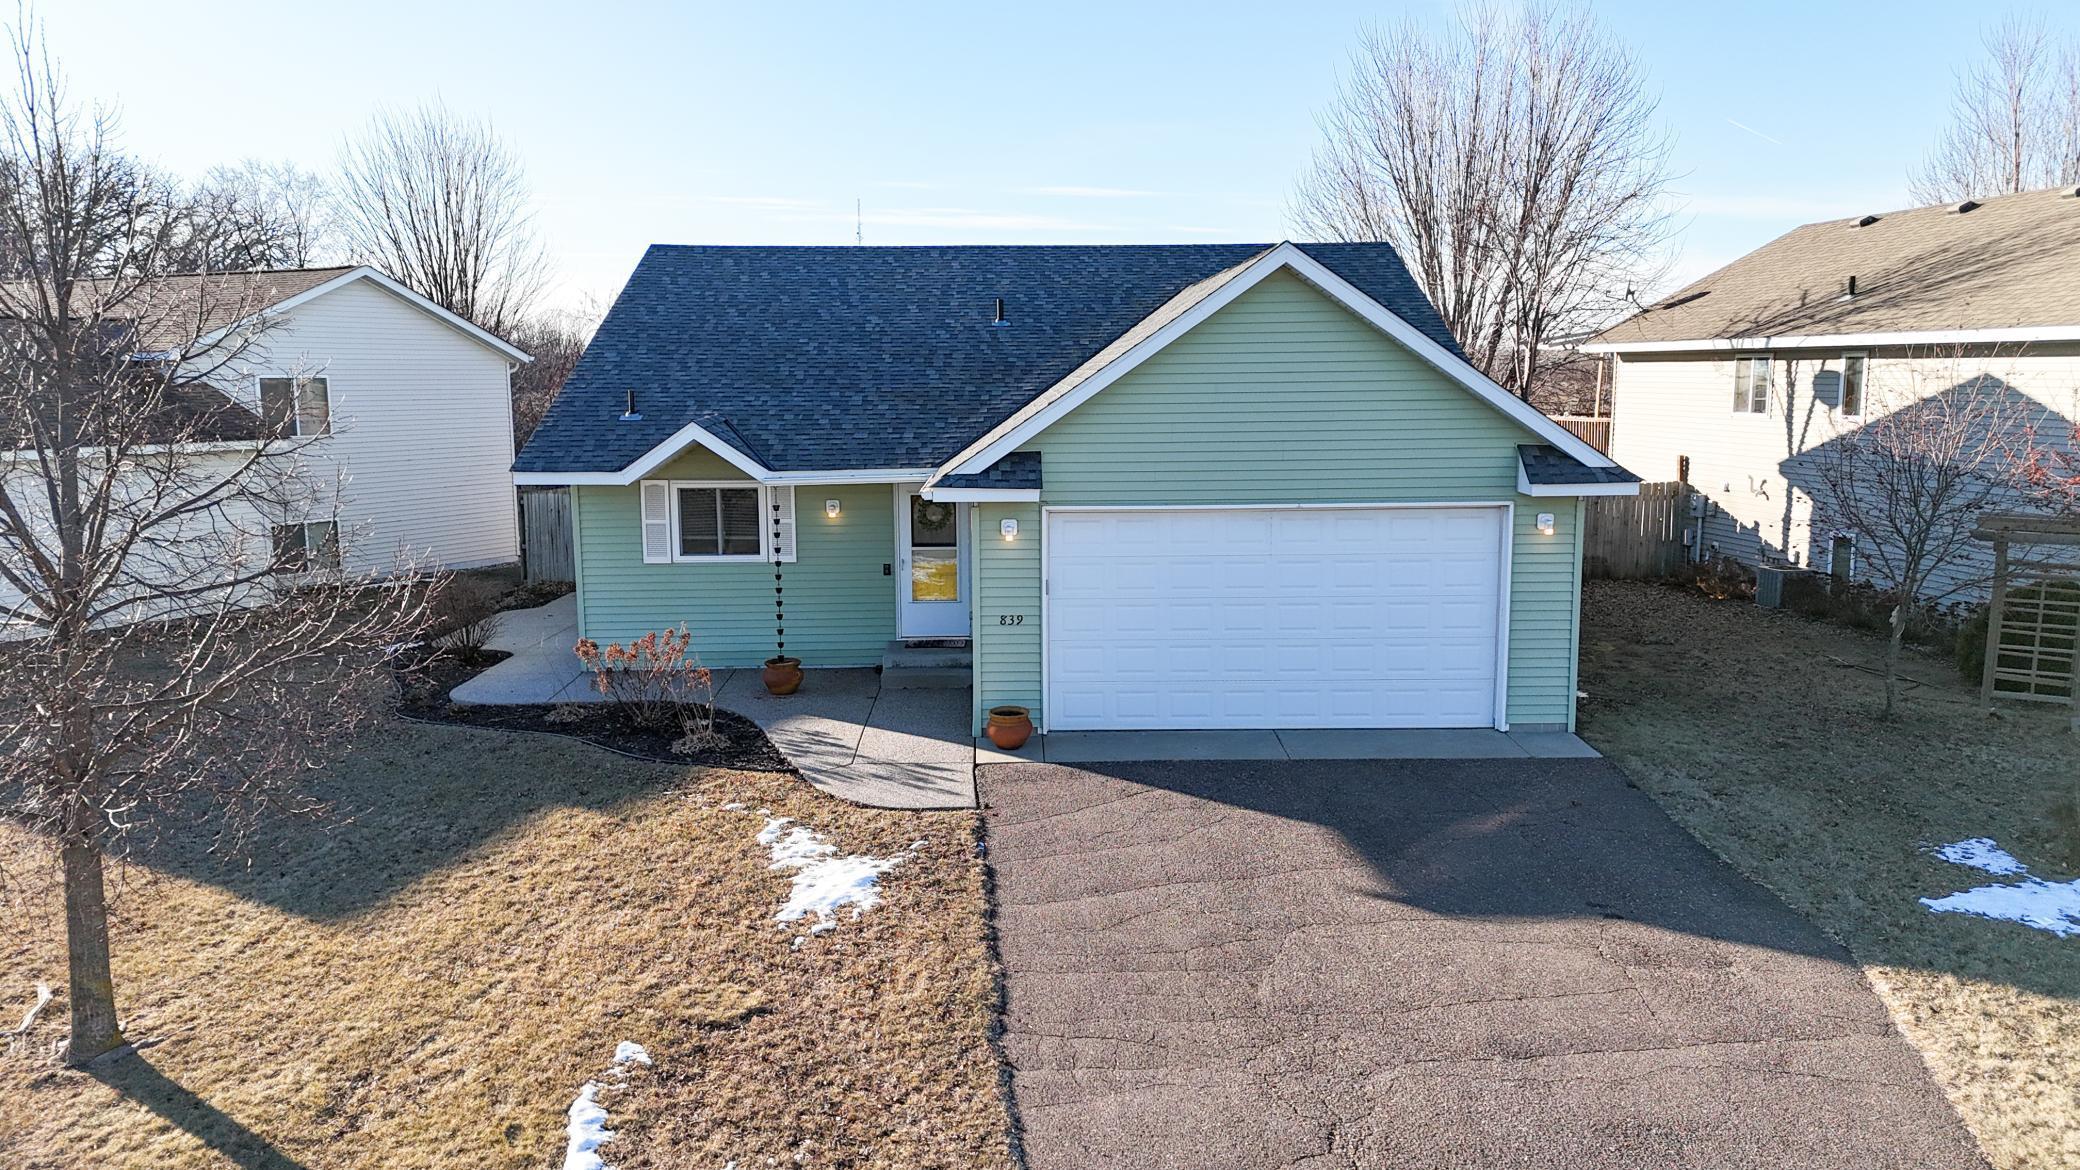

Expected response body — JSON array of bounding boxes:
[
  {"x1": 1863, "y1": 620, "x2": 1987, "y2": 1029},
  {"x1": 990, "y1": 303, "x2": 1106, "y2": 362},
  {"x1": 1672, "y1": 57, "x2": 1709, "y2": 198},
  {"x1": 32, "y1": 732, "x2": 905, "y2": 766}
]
[{"x1": 1047, "y1": 506, "x2": 1504, "y2": 730}]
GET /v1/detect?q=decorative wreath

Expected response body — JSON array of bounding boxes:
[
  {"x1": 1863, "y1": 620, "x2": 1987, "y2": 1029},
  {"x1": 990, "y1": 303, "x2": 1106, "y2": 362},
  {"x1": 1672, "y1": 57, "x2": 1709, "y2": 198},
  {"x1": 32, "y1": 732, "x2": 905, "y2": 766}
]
[{"x1": 916, "y1": 500, "x2": 955, "y2": 530}]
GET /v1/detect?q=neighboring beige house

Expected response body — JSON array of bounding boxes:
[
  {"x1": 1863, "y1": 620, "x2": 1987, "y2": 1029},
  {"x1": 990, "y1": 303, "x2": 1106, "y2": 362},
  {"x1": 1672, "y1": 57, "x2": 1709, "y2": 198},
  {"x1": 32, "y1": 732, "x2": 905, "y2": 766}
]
[{"x1": 1584, "y1": 186, "x2": 2080, "y2": 588}]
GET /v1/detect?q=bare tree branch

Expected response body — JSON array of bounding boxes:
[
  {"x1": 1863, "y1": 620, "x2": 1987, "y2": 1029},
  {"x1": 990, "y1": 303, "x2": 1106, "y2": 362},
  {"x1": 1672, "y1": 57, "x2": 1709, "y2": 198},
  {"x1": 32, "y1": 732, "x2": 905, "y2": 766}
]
[
  {"x1": 332, "y1": 101, "x2": 547, "y2": 336},
  {"x1": 1911, "y1": 15, "x2": 2080, "y2": 203},
  {"x1": 1291, "y1": 1, "x2": 1673, "y2": 398}
]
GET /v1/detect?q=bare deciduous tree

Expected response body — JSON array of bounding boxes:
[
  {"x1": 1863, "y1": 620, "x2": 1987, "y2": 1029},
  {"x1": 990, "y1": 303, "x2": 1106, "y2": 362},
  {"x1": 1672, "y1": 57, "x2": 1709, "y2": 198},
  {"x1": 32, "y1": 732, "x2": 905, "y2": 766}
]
[
  {"x1": 1911, "y1": 15, "x2": 2080, "y2": 204},
  {"x1": 176, "y1": 158, "x2": 335, "y2": 271},
  {"x1": 333, "y1": 101, "x2": 547, "y2": 337},
  {"x1": 1292, "y1": 2, "x2": 1673, "y2": 398},
  {"x1": 1803, "y1": 353, "x2": 2035, "y2": 716},
  {"x1": 507, "y1": 305, "x2": 595, "y2": 450},
  {"x1": 0, "y1": 31, "x2": 435, "y2": 1065}
]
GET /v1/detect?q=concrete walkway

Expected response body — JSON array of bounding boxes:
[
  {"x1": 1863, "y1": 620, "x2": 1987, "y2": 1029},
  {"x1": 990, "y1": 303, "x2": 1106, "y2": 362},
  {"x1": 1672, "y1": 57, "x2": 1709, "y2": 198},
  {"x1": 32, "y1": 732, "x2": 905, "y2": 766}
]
[
  {"x1": 450, "y1": 596, "x2": 976, "y2": 810},
  {"x1": 978, "y1": 726, "x2": 1600, "y2": 764}
]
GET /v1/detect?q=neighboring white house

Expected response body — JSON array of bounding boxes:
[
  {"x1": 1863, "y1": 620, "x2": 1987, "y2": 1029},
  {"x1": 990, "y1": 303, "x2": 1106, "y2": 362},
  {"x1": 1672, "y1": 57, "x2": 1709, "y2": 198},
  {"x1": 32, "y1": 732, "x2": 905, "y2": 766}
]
[
  {"x1": 202, "y1": 266, "x2": 531, "y2": 573},
  {"x1": 0, "y1": 266, "x2": 529, "y2": 626},
  {"x1": 1584, "y1": 186, "x2": 2080, "y2": 591}
]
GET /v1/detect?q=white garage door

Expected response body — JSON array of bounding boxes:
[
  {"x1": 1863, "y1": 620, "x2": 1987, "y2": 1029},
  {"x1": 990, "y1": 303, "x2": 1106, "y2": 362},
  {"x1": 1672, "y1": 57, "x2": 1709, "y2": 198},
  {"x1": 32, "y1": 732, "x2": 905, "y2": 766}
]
[{"x1": 1045, "y1": 506, "x2": 1506, "y2": 730}]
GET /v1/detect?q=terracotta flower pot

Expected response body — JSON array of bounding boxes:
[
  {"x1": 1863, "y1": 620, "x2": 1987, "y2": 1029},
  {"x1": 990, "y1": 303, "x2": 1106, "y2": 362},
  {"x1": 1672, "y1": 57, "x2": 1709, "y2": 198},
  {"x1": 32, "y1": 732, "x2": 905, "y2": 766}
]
[
  {"x1": 985, "y1": 705, "x2": 1033, "y2": 751},
  {"x1": 762, "y1": 656, "x2": 803, "y2": 696}
]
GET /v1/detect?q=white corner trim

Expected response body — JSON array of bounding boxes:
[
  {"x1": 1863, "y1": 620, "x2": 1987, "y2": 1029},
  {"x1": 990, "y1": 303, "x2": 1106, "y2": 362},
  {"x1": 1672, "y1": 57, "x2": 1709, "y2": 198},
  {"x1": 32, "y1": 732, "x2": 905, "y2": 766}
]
[
  {"x1": 192, "y1": 266, "x2": 533, "y2": 363},
  {"x1": 920, "y1": 486, "x2": 1041, "y2": 502},
  {"x1": 937, "y1": 242, "x2": 1615, "y2": 480},
  {"x1": 1516, "y1": 465, "x2": 1640, "y2": 497},
  {"x1": 1582, "y1": 324, "x2": 2080, "y2": 355}
]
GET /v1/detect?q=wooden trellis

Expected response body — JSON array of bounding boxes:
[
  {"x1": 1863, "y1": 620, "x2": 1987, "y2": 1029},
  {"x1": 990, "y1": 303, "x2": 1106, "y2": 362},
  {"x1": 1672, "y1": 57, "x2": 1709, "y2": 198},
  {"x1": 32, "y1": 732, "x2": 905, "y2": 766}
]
[{"x1": 1974, "y1": 514, "x2": 2080, "y2": 728}]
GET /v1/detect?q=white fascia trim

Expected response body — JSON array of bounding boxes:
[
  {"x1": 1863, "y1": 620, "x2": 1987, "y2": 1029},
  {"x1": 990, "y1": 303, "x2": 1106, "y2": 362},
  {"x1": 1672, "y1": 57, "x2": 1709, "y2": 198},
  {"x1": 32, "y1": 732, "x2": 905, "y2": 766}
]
[
  {"x1": 191, "y1": 267, "x2": 533, "y2": 363},
  {"x1": 920, "y1": 487, "x2": 1040, "y2": 502},
  {"x1": 1516, "y1": 468, "x2": 1640, "y2": 497},
  {"x1": 938, "y1": 242, "x2": 1614, "y2": 479},
  {"x1": 1583, "y1": 325, "x2": 2080, "y2": 355}
]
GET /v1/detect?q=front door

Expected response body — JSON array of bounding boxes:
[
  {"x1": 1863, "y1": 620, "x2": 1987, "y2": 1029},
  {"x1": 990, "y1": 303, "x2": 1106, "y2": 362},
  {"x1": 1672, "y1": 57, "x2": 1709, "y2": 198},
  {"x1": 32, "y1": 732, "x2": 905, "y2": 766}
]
[{"x1": 897, "y1": 489, "x2": 970, "y2": 639}]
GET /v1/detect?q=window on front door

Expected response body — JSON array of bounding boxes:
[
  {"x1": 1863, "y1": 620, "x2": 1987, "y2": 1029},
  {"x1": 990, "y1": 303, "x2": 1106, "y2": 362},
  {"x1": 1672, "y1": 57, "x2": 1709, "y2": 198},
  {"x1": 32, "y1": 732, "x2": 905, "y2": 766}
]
[{"x1": 909, "y1": 495, "x2": 958, "y2": 602}]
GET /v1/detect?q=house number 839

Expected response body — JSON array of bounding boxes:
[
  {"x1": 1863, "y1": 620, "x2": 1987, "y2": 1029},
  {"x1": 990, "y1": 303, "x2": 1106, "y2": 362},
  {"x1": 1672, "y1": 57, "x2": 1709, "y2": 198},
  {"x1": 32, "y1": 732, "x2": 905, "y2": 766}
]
[{"x1": 998, "y1": 614, "x2": 1025, "y2": 625}]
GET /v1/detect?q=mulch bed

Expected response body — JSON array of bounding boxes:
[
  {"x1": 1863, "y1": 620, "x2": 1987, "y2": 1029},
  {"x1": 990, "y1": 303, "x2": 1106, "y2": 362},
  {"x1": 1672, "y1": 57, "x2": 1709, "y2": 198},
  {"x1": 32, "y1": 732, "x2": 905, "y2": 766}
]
[{"x1": 392, "y1": 649, "x2": 790, "y2": 771}]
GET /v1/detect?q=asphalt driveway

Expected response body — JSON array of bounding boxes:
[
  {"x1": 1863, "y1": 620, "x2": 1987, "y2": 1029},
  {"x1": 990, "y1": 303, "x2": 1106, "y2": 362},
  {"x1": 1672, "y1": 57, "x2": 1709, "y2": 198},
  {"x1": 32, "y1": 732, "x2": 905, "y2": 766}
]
[{"x1": 980, "y1": 759, "x2": 1987, "y2": 1170}]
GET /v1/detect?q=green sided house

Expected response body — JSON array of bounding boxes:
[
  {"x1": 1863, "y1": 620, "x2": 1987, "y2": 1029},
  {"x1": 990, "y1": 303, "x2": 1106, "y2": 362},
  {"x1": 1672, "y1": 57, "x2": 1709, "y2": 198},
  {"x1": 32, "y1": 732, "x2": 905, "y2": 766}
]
[{"x1": 514, "y1": 242, "x2": 1637, "y2": 735}]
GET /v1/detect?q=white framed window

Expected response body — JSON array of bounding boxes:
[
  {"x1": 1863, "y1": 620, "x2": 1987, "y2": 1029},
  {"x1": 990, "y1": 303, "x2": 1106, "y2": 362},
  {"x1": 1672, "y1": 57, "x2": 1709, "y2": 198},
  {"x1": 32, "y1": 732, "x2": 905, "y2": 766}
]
[
  {"x1": 259, "y1": 375, "x2": 330, "y2": 438},
  {"x1": 1732, "y1": 355, "x2": 1770, "y2": 414},
  {"x1": 638, "y1": 480, "x2": 796, "y2": 565},
  {"x1": 272, "y1": 521, "x2": 341, "y2": 573},
  {"x1": 675, "y1": 483, "x2": 764, "y2": 560},
  {"x1": 1838, "y1": 352, "x2": 1867, "y2": 418}
]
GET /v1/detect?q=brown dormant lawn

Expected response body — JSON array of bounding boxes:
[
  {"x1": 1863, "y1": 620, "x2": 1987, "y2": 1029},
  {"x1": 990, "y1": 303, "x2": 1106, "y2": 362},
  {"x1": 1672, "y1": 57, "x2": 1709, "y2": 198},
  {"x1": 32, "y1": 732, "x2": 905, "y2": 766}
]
[
  {"x1": 1579, "y1": 580, "x2": 2080, "y2": 1170},
  {"x1": 0, "y1": 719, "x2": 1012, "y2": 1170}
]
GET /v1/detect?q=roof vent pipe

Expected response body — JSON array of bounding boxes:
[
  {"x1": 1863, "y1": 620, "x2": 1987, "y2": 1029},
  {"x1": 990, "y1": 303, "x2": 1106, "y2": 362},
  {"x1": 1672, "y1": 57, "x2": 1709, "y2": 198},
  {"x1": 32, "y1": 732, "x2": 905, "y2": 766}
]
[
  {"x1": 621, "y1": 389, "x2": 641, "y2": 421},
  {"x1": 992, "y1": 297, "x2": 1007, "y2": 326},
  {"x1": 1845, "y1": 274, "x2": 1858, "y2": 298}
]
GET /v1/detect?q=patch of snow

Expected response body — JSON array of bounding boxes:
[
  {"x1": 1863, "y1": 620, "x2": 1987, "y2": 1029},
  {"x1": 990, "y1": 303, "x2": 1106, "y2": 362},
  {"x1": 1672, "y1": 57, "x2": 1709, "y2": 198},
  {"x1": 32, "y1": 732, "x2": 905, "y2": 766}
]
[
  {"x1": 1921, "y1": 838, "x2": 2080, "y2": 937},
  {"x1": 756, "y1": 816, "x2": 905, "y2": 930},
  {"x1": 559, "y1": 1041, "x2": 654, "y2": 1170},
  {"x1": 720, "y1": 802, "x2": 747, "y2": 811},
  {"x1": 1931, "y1": 837, "x2": 2029, "y2": 875},
  {"x1": 1922, "y1": 879, "x2": 2080, "y2": 938}
]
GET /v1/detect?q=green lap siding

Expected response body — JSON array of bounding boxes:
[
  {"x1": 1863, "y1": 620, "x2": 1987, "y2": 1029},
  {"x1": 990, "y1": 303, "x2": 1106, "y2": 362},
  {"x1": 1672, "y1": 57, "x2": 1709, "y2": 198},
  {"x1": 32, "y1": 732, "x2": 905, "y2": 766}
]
[
  {"x1": 572, "y1": 448, "x2": 896, "y2": 667},
  {"x1": 971, "y1": 268, "x2": 1588, "y2": 732}
]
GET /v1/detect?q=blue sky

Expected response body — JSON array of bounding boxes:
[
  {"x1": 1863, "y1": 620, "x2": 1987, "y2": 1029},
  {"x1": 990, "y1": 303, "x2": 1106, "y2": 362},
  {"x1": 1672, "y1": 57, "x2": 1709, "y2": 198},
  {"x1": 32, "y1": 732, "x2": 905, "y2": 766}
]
[{"x1": 45, "y1": 0, "x2": 2080, "y2": 315}]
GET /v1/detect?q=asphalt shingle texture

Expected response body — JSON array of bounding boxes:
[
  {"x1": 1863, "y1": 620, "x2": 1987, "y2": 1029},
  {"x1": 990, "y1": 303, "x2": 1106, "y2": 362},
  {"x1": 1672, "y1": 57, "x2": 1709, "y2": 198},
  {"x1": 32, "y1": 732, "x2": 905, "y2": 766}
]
[
  {"x1": 515, "y1": 243, "x2": 1459, "y2": 474},
  {"x1": 936, "y1": 451, "x2": 1040, "y2": 490},
  {"x1": 1518, "y1": 444, "x2": 1640, "y2": 485}
]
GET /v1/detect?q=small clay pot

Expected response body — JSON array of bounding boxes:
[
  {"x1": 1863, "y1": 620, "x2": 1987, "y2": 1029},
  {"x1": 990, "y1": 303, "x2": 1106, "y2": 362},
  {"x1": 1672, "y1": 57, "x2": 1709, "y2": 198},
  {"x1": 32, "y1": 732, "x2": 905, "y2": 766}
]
[
  {"x1": 762, "y1": 655, "x2": 803, "y2": 696},
  {"x1": 985, "y1": 705, "x2": 1033, "y2": 750}
]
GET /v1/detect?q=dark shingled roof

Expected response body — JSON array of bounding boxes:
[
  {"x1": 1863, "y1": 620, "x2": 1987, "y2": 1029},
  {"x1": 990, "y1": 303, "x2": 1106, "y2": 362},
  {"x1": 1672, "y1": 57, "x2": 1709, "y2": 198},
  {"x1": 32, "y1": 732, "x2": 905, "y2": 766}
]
[
  {"x1": 937, "y1": 451, "x2": 1040, "y2": 490},
  {"x1": 1518, "y1": 444, "x2": 1641, "y2": 486},
  {"x1": 516, "y1": 243, "x2": 1460, "y2": 474}
]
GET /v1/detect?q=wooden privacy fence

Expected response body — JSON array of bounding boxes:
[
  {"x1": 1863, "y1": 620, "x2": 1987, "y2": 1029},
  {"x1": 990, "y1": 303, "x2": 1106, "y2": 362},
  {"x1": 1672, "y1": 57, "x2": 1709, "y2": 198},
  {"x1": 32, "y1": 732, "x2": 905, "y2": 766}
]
[
  {"x1": 1583, "y1": 481, "x2": 1690, "y2": 580},
  {"x1": 1549, "y1": 414, "x2": 1612, "y2": 454},
  {"x1": 519, "y1": 486, "x2": 574, "y2": 584}
]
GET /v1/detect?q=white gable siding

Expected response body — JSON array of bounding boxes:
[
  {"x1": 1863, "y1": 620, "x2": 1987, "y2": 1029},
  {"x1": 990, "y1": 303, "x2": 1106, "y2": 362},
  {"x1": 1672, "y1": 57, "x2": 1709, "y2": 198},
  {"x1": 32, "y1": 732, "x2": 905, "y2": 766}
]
[
  {"x1": 1611, "y1": 346, "x2": 2080, "y2": 596},
  {"x1": 230, "y1": 278, "x2": 519, "y2": 572}
]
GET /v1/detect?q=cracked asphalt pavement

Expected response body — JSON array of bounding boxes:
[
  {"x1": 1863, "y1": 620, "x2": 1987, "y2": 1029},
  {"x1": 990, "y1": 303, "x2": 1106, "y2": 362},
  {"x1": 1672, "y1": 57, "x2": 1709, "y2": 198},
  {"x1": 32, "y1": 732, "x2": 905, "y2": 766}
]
[{"x1": 980, "y1": 759, "x2": 1987, "y2": 1170}]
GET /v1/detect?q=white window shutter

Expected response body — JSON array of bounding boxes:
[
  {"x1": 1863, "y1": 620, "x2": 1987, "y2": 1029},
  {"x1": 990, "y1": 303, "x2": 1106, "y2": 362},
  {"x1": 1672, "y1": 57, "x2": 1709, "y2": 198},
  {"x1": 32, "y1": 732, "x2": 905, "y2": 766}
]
[
  {"x1": 640, "y1": 480, "x2": 672, "y2": 564},
  {"x1": 770, "y1": 486, "x2": 798, "y2": 563}
]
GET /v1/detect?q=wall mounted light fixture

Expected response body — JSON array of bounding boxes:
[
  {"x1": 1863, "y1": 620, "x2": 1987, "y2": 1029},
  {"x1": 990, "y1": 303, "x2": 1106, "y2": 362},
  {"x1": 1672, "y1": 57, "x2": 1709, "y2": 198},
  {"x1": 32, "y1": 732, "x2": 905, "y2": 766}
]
[
  {"x1": 1536, "y1": 512, "x2": 1555, "y2": 536},
  {"x1": 825, "y1": 499, "x2": 841, "y2": 518},
  {"x1": 1000, "y1": 518, "x2": 1019, "y2": 540}
]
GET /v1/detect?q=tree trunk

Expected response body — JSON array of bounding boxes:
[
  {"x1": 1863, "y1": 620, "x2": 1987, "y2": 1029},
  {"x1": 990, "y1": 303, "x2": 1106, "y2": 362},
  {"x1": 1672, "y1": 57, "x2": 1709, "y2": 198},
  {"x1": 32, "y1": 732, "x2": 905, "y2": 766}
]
[
  {"x1": 1884, "y1": 601, "x2": 1908, "y2": 719},
  {"x1": 60, "y1": 835, "x2": 123, "y2": 1065}
]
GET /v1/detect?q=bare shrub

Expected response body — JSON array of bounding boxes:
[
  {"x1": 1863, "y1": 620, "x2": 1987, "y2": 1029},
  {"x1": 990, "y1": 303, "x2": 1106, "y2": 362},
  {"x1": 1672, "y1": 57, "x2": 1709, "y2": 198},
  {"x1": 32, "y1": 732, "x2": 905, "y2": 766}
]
[
  {"x1": 429, "y1": 576, "x2": 505, "y2": 665},
  {"x1": 572, "y1": 627, "x2": 716, "y2": 740}
]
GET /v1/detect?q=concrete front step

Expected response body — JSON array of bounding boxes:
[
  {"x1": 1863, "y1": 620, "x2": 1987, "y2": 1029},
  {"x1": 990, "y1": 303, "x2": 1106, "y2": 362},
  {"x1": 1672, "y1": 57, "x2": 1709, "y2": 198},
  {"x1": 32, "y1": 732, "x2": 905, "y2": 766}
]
[
  {"x1": 880, "y1": 665, "x2": 972, "y2": 690},
  {"x1": 881, "y1": 639, "x2": 972, "y2": 670}
]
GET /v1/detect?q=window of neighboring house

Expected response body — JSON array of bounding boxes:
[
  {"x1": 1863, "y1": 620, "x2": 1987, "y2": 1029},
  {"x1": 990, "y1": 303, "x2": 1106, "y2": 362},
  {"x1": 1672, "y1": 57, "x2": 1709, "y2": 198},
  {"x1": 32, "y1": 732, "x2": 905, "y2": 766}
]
[
  {"x1": 1732, "y1": 355, "x2": 1770, "y2": 414},
  {"x1": 674, "y1": 485, "x2": 763, "y2": 559},
  {"x1": 1839, "y1": 352, "x2": 1867, "y2": 418},
  {"x1": 259, "y1": 376, "x2": 330, "y2": 438},
  {"x1": 272, "y1": 521, "x2": 341, "y2": 573}
]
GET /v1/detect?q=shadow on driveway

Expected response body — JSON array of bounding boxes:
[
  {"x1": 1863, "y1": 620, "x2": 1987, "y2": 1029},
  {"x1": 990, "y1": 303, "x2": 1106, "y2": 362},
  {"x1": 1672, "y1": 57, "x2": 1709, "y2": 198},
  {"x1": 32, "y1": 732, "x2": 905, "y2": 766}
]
[{"x1": 980, "y1": 757, "x2": 1987, "y2": 1170}]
